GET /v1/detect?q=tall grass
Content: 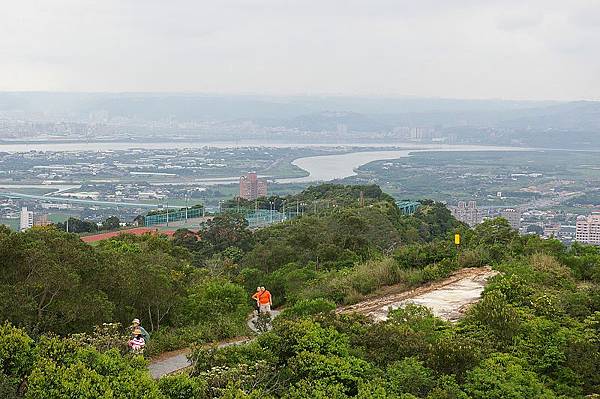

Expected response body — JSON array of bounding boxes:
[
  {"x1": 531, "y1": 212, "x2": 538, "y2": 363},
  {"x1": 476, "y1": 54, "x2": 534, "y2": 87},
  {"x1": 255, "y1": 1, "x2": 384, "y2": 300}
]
[{"x1": 298, "y1": 256, "x2": 461, "y2": 305}]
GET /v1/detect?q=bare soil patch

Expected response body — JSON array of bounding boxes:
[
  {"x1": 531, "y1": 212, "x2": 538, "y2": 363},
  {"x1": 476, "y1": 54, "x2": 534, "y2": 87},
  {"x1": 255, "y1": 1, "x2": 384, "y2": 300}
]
[{"x1": 339, "y1": 266, "x2": 498, "y2": 322}]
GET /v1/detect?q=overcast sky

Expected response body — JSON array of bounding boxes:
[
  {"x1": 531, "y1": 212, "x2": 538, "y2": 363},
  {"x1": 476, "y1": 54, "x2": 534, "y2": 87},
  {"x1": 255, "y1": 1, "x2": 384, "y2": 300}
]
[{"x1": 1, "y1": 0, "x2": 599, "y2": 100}]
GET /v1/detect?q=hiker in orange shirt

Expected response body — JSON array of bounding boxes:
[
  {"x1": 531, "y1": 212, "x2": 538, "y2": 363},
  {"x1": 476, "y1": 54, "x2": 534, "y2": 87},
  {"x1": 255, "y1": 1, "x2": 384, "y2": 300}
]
[
  {"x1": 253, "y1": 286, "x2": 272, "y2": 314},
  {"x1": 251, "y1": 287, "x2": 261, "y2": 314}
]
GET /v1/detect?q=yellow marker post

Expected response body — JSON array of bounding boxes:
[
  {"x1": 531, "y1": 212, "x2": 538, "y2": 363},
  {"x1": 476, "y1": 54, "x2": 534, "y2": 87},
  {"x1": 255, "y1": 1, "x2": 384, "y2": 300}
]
[{"x1": 454, "y1": 233, "x2": 461, "y2": 246}]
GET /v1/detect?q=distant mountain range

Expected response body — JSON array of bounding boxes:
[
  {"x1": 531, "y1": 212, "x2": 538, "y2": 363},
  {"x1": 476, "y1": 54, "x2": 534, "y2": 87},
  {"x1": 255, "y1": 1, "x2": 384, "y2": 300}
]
[
  {"x1": 0, "y1": 92, "x2": 598, "y2": 148},
  {"x1": 0, "y1": 92, "x2": 559, "y2": 123}
]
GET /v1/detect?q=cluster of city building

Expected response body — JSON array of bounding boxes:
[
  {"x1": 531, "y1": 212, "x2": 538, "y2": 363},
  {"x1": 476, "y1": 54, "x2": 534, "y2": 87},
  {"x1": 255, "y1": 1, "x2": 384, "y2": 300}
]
[
  {"x1": 391, "y1": 126, "x2": 450, "y2": 142},
  {"x1": 451, "y1": 201, "x2": 523, "y2": 230},
  {"x1": 450, "y1": 200, "x2": 599, "y2": 246},
  {"x1": 0, "y1": 147, "x2": 300, "y2": 187},
  {"x1": 19, "y1": 206, "x2": 50, "y2": 231}
]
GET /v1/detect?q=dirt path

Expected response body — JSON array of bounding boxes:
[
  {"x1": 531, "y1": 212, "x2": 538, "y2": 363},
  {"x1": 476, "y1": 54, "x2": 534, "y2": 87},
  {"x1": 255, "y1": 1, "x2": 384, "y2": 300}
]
[{"x1": 339, "y1": 266, "x2": 498, "y2": 322}]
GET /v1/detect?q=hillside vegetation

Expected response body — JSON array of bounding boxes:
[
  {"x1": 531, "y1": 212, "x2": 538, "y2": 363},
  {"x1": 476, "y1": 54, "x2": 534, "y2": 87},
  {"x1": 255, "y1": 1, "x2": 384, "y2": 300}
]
[{"x1": 1, "y1": 184, "x2": 599, "y2": 398}]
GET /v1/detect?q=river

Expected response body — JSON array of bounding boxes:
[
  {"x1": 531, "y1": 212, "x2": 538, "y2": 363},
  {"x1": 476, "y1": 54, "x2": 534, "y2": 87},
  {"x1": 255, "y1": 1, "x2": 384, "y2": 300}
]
[
  {"x1": 0, "y1": 143, "x2": 535, "y2": 209},
  {"x1": 0, "y1": 143, "x2": 531, "y2": 188},
  {"x1": 276, "y1": 144, "x2": 529, "y2": 183}
]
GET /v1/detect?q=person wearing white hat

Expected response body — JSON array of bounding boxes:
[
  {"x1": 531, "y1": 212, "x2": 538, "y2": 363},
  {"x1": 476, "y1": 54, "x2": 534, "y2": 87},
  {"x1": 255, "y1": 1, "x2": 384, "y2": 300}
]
[{"x1": 131, "y1": 318, "x2": 150, "y2": 342}]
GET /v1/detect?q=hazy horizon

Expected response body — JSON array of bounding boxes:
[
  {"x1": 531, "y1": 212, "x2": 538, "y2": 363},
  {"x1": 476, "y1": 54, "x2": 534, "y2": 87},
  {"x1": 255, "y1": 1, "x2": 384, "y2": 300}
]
[{"x1": 0, "y1": 90, "x2": 578, "y2": 103}]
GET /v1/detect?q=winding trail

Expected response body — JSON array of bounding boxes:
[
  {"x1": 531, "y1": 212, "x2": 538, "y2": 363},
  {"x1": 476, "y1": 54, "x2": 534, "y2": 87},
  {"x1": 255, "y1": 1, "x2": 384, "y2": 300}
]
[
  {"x1": 148, "y1": 310, "x2": 280, "y2": 379},
  {"x1": 148, "y1": 348, "x2": 191, "y2": 379},
  {"x1": 148, "y1": 268, "x2": 495, "y2": 378},
  {"x1": 148, "y1": 338, "x2": 250, "y2": 379}
]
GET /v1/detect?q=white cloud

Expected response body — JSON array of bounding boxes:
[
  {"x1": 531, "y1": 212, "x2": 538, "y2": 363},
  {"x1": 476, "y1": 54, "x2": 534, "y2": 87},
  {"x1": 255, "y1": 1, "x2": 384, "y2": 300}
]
[{"x1": 0, "y1": 0, "x2": 598, "y2": 100}]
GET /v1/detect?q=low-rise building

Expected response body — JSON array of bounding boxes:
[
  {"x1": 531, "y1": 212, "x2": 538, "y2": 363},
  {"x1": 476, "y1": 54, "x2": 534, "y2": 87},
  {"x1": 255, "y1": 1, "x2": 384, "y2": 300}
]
[
  {"x1": 543, "y1": 223, "x2": 561, "y2": 238},
  {"x1": 34, "y1": 214, "x2": 51, "y2": 227}
]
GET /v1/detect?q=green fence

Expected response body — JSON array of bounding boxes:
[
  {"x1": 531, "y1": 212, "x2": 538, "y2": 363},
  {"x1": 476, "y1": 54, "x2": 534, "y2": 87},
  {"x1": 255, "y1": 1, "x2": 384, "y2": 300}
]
[
  {"x1": 144, "y1": 207, "x2": 292, "y2": 228},
  {"x1": 144, "y1": 200, "x2": 418, "y2": 228},
  {"x1": 245, "y1": 209, "x2": 288, "y2": 228},
  {"x1": 144, "y1": 208, "x2": 203, "y2": 227},
  {"x1": 397, "y1": 201, "x2": 420, "y2": 215}
]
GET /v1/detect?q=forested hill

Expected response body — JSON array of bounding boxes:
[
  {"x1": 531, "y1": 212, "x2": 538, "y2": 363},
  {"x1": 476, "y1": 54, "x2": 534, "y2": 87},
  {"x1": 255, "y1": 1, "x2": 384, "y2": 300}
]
[{"x1": 1, "y1": 184, "x2": 600, "y2": 398}]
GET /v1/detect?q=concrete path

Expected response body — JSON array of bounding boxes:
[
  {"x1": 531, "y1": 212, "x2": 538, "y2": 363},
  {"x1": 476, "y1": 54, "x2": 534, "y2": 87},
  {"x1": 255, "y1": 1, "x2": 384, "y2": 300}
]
[
  {"x1": 148, "y1": 310, "x2": 280, "y2": 379},
  {"x1": 247, "y1": 309, "x2": 281, "y2": 332},
  {"x1": 148, "y1": 348, "x2": 191, "y2": 379},
  {"x1": 148, "y1": 338, "x2": 252, "y2": 379}
]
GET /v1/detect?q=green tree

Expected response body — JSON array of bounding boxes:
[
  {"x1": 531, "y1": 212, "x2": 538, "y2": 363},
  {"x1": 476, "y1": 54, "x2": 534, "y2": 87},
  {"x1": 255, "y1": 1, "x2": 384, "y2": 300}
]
[
  {"x1": 199, "y1": 213, "x2": 253, "y2": 256},
  {"x1": 56, "y1": 217, "x2": 98, "y2": 233},
  {"x1": 0, "y1": 227, "x2": 113, "y2": 334},
  {"x1": 181, "y1": 280, "x2": 249, "y2": 327},
  {"x1": 0, "y1": 323, "x2": 35, "y2": 395},
  {"x1": 100, "y1": 216, "x2": 120, "y2": 231},
  {"x1": 464, "y1": 354, "x2": 555, "y2": 399},
  {"x1": 386, "y1": 357, "x2": 435, "y2": 397}
]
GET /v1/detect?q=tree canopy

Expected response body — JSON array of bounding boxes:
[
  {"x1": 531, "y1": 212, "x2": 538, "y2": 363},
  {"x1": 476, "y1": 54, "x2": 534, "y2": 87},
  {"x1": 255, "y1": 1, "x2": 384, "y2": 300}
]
[{"x1": 1, "y1": 184, "x2": 599, "y2": 398}]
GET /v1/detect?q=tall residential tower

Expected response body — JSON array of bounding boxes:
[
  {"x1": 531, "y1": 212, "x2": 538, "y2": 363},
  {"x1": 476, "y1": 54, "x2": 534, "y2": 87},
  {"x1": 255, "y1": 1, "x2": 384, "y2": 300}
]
[
  {"x1": 19, "y1": 207, "x2": 33, "y2": 231},
  {"x1": 239, "y1": 172, "x2": 267, "y2": 200},
  {"x1": 451, "y1": 200, "x2": 484, "y2": 227}
]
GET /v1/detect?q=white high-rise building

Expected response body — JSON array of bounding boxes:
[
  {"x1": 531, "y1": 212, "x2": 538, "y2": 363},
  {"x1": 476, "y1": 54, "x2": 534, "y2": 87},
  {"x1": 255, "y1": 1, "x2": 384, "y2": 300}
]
[
  {"x1": 451, "y1": 200, "x2": 484, "y2": 227},
  {"x1": 576, "y1": 212, "x2": 600, "y2": 245},
  {"x1": 501, "y1": 208, "x2": 522, "y2": 230},
  {"x1": 20, "y1": 207, "x2": 34, "y2": 231}
]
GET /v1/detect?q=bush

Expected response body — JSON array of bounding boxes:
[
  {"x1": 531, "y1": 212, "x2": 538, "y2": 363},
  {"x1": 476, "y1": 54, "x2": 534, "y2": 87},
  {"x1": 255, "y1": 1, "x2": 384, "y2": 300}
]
[
  {"x1": 158, "y1": 374, "x2": 208, "y2": 399},
  {"x1": 189, "y1": 340, "x2": 275, "y2": 375},
  {"x1": 349, "y1": 258, "x2": 398, "y2": 294},
  {"x1": 458, "y1": 248, "x2": 486, "y2": 268},
  {"x1": 146, "y1": 319, "x2": 250, "y2": 357},
  {"x1": 529, "y1": 254, "x2": 576, "y2": 290},
  {"x1": 466, "y1": 291, "x2": 521, "y2": 345},
  {"x1": 0, "y1": 372, "x2": 19, "y2": 399},
  {"x1": 464, "y1": 354, "x2": 556, "y2": 399},
  {"x1": 386, "y1": 357, "x2": 435, "y2": 397},
  {"x1": 69, "y1": 323, "x2": 129, "y2": 354},
  {"x1": 288, "y1": 351, "x2": 375, "y2": 396},
  {"x1": 281, "y1": 299, "x2": 336, "y2": 319},
  {"x1": 25, "y1": 338, "x2": 162, "y2": 398},
  {"x1": 0, "y1": 323, "x2": 36, "y2": 389}
]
